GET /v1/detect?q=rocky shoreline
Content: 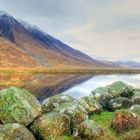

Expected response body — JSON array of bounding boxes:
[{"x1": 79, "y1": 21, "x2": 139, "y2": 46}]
[{"x1": 0, "y1": 81, "x2": 140, "y2": 140}]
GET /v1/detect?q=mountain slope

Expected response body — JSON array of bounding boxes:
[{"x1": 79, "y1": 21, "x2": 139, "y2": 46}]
[
  {"x1": 0, "y1": 38, "x2": 39, "y2": 67},
  {"x1": 0, "y1": 12, "x2": 118, "y2": 68},
  {"x1": 116, "y1": 61, "x2": 140, "y2": 68}
]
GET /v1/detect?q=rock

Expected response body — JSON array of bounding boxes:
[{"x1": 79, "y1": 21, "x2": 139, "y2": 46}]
[
  {"x1": 78, "y1": 96, "x2": 102, "y2": 114},
  {"x1": 91, "y1": 87, "x2": 113, "y2": 109},
  {"x1": 111, "y1": 111, "x2": 138, "y2": 132},
  {"x1": 96, "y1": 93, "x2": 113, "y2": 109},
  {"x1": 78, "y1": 120, "x2": 104, "y2": 140},
  {"x1": 130, "y1": 105, "x2": 140, "y2": 114},
  {"x1": 42, "y1": 94, "x2": 75, "y2": 113},
  {"x1": 108, "y1": 97, "x2": 132, "y2": 111},
  {"x1": 131, "y1": 90, "x2": 140, "y2": 105},
  {"x1": 30, "y1": 112, "x2": 70, "y2": 140},
  {"x1": 0, "y1": 87, "x2": 41, "y2": 126},
  {"x1": 91, "y1": 87, "x2": 109, "y2": 99},
  {"x1": 0, "y1": 123, "x2": 35, "y2": 140},
  {"x1": 107, "y1": 81, "x2": 134, "y2": 98},
  {"x1": 54, "y1": 101, "x2": 88, "y2": 131}
]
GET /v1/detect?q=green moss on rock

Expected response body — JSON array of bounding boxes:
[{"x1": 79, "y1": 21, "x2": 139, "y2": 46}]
[
  {"x1": 54, "y1": 101, "x2": 88, "y2": 132},
  {"x1": 42, "y1": 94, "x2": 75, "y2": 113},
  {"x1": 78, "y1": 96, "x2": 102, "y2": 114},
  {"x1": 0, "y1": 123, "x2": 35, "y2": 140},
  {"x1": 78, "y1": 120, "x2": 104, "y2": 140},
  {"x1": 107, "y1": 81, "x2": 134, "y2": 98},
  {"x1": 30, "y1": 112, "x2": 71, "y2": 140},
  {"x1": 0, "y1": 87, "x2": 41, "y2": 126}
]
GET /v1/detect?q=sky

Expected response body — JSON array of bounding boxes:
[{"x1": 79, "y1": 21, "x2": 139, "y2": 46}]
[{"x1": 0, "y1": 0, "x2": 140, "y2": 62}]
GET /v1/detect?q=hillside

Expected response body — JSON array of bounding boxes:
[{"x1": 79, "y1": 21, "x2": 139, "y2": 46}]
[{"x1": 0, "y1": 11, "x2": 118, "y2": 69}]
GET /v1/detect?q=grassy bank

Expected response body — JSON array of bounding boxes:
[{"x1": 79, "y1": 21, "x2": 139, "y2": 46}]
[
  {"x1": 90, "y1": 110, "x2": 140, "y2": 140},
  {"x1": 0, "y1": 67, "x2": 140, "y2": 74}
]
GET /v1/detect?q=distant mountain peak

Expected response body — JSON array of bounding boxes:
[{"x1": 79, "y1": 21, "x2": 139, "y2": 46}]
[{"x1": 0, "y1": 11, "x2": 119, "y2": 68}]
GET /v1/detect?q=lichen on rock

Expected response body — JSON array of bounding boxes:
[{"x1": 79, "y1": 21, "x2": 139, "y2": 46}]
[
  {"x1": 0, "y1": 86, "x2": 41, "y2": 126},
  {"x1": 78, "y1": 96, "x2": 102, "y2": 114},
  {"x1": 42, "y1": 94, "x2": 75, "y2": 113},
  {"x1": 77, "y1": 120, "x2": 104, "y2": 140},
  {"x1": 30, "y1": 112, "x2": 71, "y2": 140},
  {"x1": 0, "y1": 123, "x2": 35, "y2": 140}
]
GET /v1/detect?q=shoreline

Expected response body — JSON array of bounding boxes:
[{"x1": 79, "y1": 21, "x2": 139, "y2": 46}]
[{"x1": 0, "y1": 67, "x2": 140, "y2": 74}]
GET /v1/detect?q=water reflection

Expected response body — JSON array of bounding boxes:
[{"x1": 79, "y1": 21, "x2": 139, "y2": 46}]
[
  {"x1": 63, "y1": 74, "x2": 140, "y2": 99},
  {"x1": 1, "y1": 73, "x2": 140, "y2": 103},
  {"x1": 0, "y1": 73, "x2": 93, "y2": 102}
]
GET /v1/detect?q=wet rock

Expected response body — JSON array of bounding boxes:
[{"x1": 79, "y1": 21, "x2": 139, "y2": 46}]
[
  {"x1": 30, "y1": 112, "x2": 70, "y2": 140},
  {"x1": 0, "y1": 123, "x2": 35, "y2": 140},
  {"x1": 131, "y1": 90, "x2": 140, "y2": 105},
  {"x1": 107, "y1": 81, "x2": 134, "y2": 98},
  {"x1": 78, "y1": 96, "x2": 102, "y2": 114},
  {"x1": 111, "y1": 111, "x2": 138, "y2": 132},
  {"x1": 42, "y1": 94, "x2": 75, "y2": 113},
  {"x1": 108, "y1": 97, "x2": 132, "y2": 111},
  {"x1": 130, "y1": 105, "x2": 140, "y2": 114},
  {"x1": 0, "y1": 87, "x2": 41, "y2": 126},
  {"x1": 78, "y1": 120, "x2": 104, "y2": 140},
  {"x1": 54, "y1": 101, "x2": 88, "y2": 131}
]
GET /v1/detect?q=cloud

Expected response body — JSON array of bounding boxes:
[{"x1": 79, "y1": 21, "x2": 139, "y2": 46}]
[
  {"x1": 63, "y1": 21, "x2": 140, "y2": 61},
  {"x1": 0, "y1": 0, "x2": 139, "y2": 62}
]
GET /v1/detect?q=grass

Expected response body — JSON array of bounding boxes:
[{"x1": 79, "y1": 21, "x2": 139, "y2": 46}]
[
  {"x1": 0, "y1": 67, "x2": 140, "y2": 74},
  {"x1": 90, "y1": 110, "x2": 140, "y2": 140}
]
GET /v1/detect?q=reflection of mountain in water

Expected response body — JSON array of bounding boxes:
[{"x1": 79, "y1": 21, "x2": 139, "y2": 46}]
[
  {"x1": 0, "y1": 74, "x2": 93, "y2": 102},
  {"x1": 23, "y1": 74, "x2": 93, "y2": 102}
]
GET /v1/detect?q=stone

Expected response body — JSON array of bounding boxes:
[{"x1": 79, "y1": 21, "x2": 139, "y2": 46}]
[
  {"x1": 78, "y1": 120, "x2": 104, "y2": 140},
  {"x1": 54, "y1": 101, "x2": 88, "y2": 131},
  {"x1": 42, "y1": 94, "x2": 75, "y2": 113},
  {"x1": 0, "y1": 123, "x2": 35, "y2": 140},
  {"x1": 131, "y1": 90, "x2": 140, "y2": 105},
  {"x1": 0, "y1": 87, "x2": 41, "y2": 126},
  {"x1": 130, "y1": 105, "x2": 140, "y2": 114},
  {"x1": 91, "y1": 87, "x2": 109, "y2": 99},
  {"x1": 30, "y1": 112, "x2": 70, "y2": 140},
  {"x1": 108, "y1": 97, "x2": 132, "y2": 111},
  {"x1": 111, "y1": 111, "x2": 138, "y2": 132},
  {"x1": 107, "y1": 81, "x2": 134, "y2": 98},
  {"x1": 78, "y1": 96, "x2": 102, "y2": 114}
]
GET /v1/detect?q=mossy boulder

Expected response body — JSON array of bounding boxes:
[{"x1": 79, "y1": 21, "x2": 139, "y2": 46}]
[
  {"x1": 30, "y1": 112, "x2": 70, "y2": 140},
  {"x1": 91, "y1": 87, "x2": 109, "y2": 99},
  {"x1": 78, "y1": 96, "x2": 102, "y2": 114},
  {"x1": 54, "y1": 101, "x2": 88, "y2": 131},
  {"x1": 111, "y1": 111, "x2": 138, "y2": 132},
  {"x1": 42, "y1": 94, "x2": 75, "y2": 113},
  {"x1": 130, "y1": 105, "x2": 140, "y2": 115},
  {"x1": 107, "y1": 81, "x2": 134, "y2": 98},
  {"x1": 0, "y1": 123, "x2": 35, "y2": 140},
  {"x1": 108, "y1": 97, "x2": 132, "y2": 111},
  {"x1": 0, "y1": 87, "x2": 41, "y2": 126},
  {"x1": 77, "y1": 120, "x2": 104, "y2": 140},
  {"x1": 91, "y1": 87, "x2": 113, "y2": 109},
  {"x1": 131, "y1": 90, "x2": 140, "y2": 105}
]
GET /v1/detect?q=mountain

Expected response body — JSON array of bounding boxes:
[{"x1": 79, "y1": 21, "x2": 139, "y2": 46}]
[
  {"x1": 0, "y1": 11, "x2": 118, "y2": 68},
  {"x1": 116, "y1": 61, "x2": 140, "y2": 68}
]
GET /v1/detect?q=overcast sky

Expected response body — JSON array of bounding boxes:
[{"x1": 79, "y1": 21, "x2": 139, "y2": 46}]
[{"x1": 0, "y1": 0, "x2": 140, "y2": 62}]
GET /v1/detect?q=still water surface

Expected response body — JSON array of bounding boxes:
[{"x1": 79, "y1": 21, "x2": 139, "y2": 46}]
[
  {"x1": 0, "y1": 73, "x2": 140, "y2": 102},
  {"x1": 63, "y1": 74, "x2": 140, "y2": 99}
]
